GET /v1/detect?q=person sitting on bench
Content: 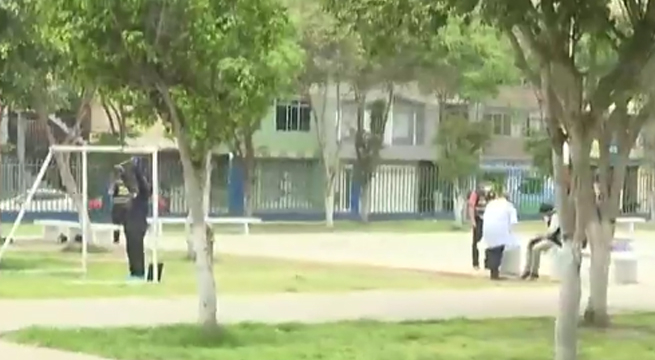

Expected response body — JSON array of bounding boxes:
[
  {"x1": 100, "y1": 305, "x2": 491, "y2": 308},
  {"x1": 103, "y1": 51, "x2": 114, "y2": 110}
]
[{"x1": 521, "y1": 203, "x2": 561, "y2": 280}]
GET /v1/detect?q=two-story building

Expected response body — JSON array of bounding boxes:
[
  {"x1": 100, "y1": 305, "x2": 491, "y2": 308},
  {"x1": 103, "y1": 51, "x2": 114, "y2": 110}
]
[{"x1": 242, "y1": 84, "x2": 547, "y2": 219}]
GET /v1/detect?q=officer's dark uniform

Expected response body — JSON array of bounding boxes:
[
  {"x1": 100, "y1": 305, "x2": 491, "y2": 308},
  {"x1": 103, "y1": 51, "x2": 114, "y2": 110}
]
[
  {"x1": 111, "y1": 178, "x2": 131, "y2": 244},
  {"x1": 123, "y1": 159, "x2": 151, "y2": 278},
  {"x1": 469, "y1": 188, "x2": 491, "y2": 268}
]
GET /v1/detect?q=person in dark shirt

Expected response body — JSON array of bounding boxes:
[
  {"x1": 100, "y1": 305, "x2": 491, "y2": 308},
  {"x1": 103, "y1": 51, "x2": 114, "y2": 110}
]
[
  {"x1": 467, "y1": 181, "x2": 493, "y2": 270},
  {"x1": 123, "y1": 157, "x2": 151, "y2": 280},
  {"x1": 110, "y1": 165, "x2": 131, "y2": 244}
]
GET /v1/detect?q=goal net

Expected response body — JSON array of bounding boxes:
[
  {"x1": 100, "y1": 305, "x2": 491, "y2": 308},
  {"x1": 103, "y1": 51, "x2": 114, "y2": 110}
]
[{"x1": 0, "y1": 145, "x2": 162, "y2": 283}]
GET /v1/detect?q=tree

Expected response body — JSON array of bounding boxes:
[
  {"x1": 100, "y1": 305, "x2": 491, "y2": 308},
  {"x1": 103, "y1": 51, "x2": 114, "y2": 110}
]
[
  {"x1": 293, "y1": 1, "x2": 359, "y2": 227},
  {"x1": 416, "y1": 16, "x2": 520, "y2": 102},
  {"x1": 53, "y1": 0, "x2": 302, "y2": 329},
  {"x1": 435, "y1": 116, "x2": 491, "y2": 227},
  {"x1": 411, "y1": 15, "x2": 518, "y2": 226},
  {"x1": 322, "y1": 0, "x2": 446, "y2": 222},
  {"x1": 0, "y1": 0, "x2": 97, "y2": 246},
  {"x1": 439, "y1": 1, "x2": 655, "y2": 359}
]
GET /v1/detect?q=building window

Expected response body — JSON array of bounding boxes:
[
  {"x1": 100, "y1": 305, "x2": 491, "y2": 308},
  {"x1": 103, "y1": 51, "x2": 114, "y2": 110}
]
[
  {"x1": 275, "y1": 100, "x2": 311, "y2": 132},
  {"x1": 523, "y1": 113, "x2": 543, "y2": 136},
  {"x1": 442, "y1": 103, "x2": 469, "y2": 121},
  {"x1": 339, "y1": 101, "x2": 371, "y2": 141},
  {"x1": 392, "y1": 99, "x2": 425, "y2": 145},
  {"x1": 484, "y1": 112, "x2": 512, "y2": 136}
]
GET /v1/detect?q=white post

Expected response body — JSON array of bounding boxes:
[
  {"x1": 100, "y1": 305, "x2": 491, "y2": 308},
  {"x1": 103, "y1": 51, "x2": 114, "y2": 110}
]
[
  {"x1": 151, "y1": 151, "x2": 160, "y2": 283},
  {"x1": 0, "y1": 149, "x2": 54, "y2": 260},
  {"x1": 81, "y1": 148, "x2": 89, "y2": 276},
  {"x1": 16, "y1": 112, "x2": 26, "y2": 191}
]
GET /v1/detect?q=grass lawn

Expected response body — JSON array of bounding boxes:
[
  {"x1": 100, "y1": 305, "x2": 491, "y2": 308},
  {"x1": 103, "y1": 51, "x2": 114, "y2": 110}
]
[
  {"x1": 0, "y1": 251, "x2": 541, "y2": 298},
  {"x1": 4, "y1": 220, "x2": 547, "y2": 236},
  {"x1": 7, "y1": 314, "x2": 655, "y2": 360},
  {"x1": 0, "y1": 223, "x2": 43, "y2": 237}
]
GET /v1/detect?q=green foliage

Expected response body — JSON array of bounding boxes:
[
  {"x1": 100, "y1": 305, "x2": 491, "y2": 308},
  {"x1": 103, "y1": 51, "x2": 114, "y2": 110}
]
[
  {"x1": 292, "y1": 1, "x2": 360, "y2": 89},
  {"x1": 0, "y1": 0, "x2": 73, "y2": 110},
  {"x1": 321, "y1": 0, "x2": 447, "y2": 87},
  {"x1": 435, "y1": 116, "x2": 491, "y2": 181},
  {"x1": 524, "y1": 131, "x2": 553, "y2": 176},
  {"x1": 52, "y1": 0, "x2": 303, "y2": 162},
  {"x1": 416, "y1": 15, "x2": 520, "y2": 100}
]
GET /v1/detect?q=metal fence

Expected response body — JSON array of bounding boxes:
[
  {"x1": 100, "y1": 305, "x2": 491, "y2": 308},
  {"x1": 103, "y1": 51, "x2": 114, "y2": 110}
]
[{"x1": 0, "y1": 153, "x2": 651, "y2": 220}]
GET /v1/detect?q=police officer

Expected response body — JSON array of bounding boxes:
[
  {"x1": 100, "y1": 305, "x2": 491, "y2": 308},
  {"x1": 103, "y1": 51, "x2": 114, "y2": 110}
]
[
  {"x1": 123, "y1": 157, "x2": 151, "y2": 280},
  {"x1": 110, "y1": 165, "x2": 131, "y2": 244},
  {"x1": 467, "y1": 181, "x2": 494, "y2": 270}
]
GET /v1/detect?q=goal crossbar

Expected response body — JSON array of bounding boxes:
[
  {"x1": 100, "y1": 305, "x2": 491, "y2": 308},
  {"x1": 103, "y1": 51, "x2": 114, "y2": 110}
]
[
  {"x1": 50, "y1": 145, "x2": 160, "y2": 154},
  {"x1": 0, "y1": 144, "x2": 162, "y2": 283}
]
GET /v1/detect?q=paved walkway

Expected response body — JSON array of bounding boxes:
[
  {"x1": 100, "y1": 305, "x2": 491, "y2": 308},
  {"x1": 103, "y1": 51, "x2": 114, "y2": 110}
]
[
  {"x1": 4, "y1": 230, "x2": 655, "y2": 359},
  {"x1": 5, "y1": 286, "x2": 655, "y2": 359},
  {"x1": 154, "y1": 231, "x2": 655, "y2": 284}
]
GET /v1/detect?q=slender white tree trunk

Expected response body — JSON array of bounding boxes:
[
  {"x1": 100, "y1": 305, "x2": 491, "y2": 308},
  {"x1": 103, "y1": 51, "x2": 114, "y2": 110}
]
[
  {"x1": 185, "y1": 152, "x2": 212, "y2": 260},
  {"x1": 324, "y1": 171, "x2": 336, "y2": 227},
  {"x1": 158, "y1": 84, "x2": 216, "y2": 328},
  {"x1": 185, "y1": 213, "x2": 194, "y2": 259},
  {"x1": 552, "y1": 148, "x2": 581, "y2": 360},
  {"x1": 554, "y1": 240, "x2": 582, "y2": 360},
  {"x1": 55, "y1": 153, "x2": 93, "y2": 243},
  {"x1": 177, "y1": 143, "x2": 217, "y2": 328},
  {"x1": 452, "y1": 178, "x2": 465, "y2": 228}
]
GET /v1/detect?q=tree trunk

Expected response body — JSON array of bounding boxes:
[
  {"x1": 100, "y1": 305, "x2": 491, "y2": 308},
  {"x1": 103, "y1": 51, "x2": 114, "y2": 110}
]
[
  {"x1": 178, "y1": 147, "x2": 217, "y2": 329},
  {"x1": 359, "y1": 181, "x2": 370, "y2": 222},
  {"x1": 156, "y1": 82, "x2": 216, "y2": 329},
  {"x1": 583, "y1": 140, "x2": 629, "y2": 327},
  {"x1": 554, "y1": 240, "x2": 582, "y2": 360},
  {"x1": 37, "y1": 106, "x2": 93, "y2": 244},
  {"x1": 452, "y1": 178, "x2": 465, "y2": 228},
  {"x1": 185, "y1": 153, "x2": 212, "y2": 261},
  {"x1": 57, "y1": 154, "x2": 93, "y2": 242},
  {"x1": 165, "y1": 115, "x2": 217, "y2": 329},
  {"x1": 185, "y1": 213, "x2": 195, "y2": 260},
  {"x1": 552, "y1": 145, "x2": 582, "y2": 360},
  {"x1": 324, "y1": 171, "x2": 336, "y2": 227},
  {"x1": 242, "y1": 133, "x2": 256, "y2": 217},
  {"x1": 583, "y1": 218, "x2": 612, "y2": 327}
]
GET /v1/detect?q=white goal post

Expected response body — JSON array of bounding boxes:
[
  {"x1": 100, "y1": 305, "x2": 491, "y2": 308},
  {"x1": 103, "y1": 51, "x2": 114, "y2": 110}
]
[{"x1": 0, "y1": 144, "x2": 162, "y2": 282}]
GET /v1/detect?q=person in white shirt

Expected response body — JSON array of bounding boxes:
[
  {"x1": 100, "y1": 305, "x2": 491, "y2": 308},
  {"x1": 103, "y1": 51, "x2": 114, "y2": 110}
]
[
  {"x1": 521, "y1": 203, "x2": 561, "y2": 280},
  {"x1": 481, "y1": 191, "x2": 518, "y2": 280}
]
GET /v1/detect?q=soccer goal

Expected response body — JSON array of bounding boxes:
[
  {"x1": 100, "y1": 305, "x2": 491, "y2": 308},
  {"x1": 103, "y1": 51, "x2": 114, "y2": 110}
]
[{"x1": 0, "y1": 144, "x2": 163, "y2": 283}]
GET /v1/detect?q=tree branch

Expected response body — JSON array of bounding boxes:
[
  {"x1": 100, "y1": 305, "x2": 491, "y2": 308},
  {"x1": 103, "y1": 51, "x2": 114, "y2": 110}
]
[
  {"x1": 622, "y1": 0, "x2": 642, "y2": 25},
  {"x1": 591, "y1": 11, "x2": 655, "y2": 114},
  {"x1": 506, "y1": 29, "x2": 540, "y2": 86}
]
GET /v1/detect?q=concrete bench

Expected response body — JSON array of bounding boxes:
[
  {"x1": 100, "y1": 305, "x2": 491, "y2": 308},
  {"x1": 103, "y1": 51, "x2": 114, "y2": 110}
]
[
  {"x1": 34, "y1": 220, "x2": 122, "y2": 244},
  {"x1": 544, "y1": 237, "x2": 637, "y2": 284},
  {"x1": 499, "y1": 245, "x2": 522, "y2": 276},
  {"x1": 580, "y1": 237, "x2": 638, "y2": 284},
  {"x1": 148, "y1": 216, "x2": 263, "y2": 235},
  {"x1": 616, "y1": 217, "x2": 645, "y2": 234}
]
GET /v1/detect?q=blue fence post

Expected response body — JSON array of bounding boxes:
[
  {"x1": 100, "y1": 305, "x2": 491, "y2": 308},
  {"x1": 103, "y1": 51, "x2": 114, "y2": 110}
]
[{"x1": 228, "y1": 157, "x2": 245, "y2": 216}]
